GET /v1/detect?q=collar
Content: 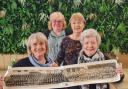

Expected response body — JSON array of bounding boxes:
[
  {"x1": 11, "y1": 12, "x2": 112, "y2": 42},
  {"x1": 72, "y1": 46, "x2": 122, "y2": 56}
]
[{"x1": 50, "y1": 30, "x2": 65, "y2": 38}]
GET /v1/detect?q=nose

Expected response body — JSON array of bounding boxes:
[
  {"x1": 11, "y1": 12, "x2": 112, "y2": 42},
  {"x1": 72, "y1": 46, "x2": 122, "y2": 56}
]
[
  {"x1": 88, "y1": 43, "x2": 92, "y2": 48},
  {"x1": 36, "y1": 44, "x2": 42, "y2": 49}
]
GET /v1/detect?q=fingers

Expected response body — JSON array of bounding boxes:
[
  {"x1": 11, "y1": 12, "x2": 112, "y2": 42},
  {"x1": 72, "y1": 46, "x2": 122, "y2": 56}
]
[
  {"x1": 116, "y1": 63, "x2": 124, "y2": 76},
  {"x1": 50, "y1": 63, "x2": 58, "y2": 67},
  {"x1": 0, "y1": 76, "x2": 3, "y2": 89}
]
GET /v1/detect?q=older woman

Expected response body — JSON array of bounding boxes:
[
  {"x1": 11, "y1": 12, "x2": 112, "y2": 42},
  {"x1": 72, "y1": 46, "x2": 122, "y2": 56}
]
[
  {"x1": 46, "y1": 11, "x2": 70, "y2": 62},
  {"x1": 0, "y1": 32, "x2": 57, "y2": 89},
  {"x1": 56, "y1": 12, "x2": 86, "y2": 66},
  {"x1": 78, "y1": 29, "x2": 124, "y2": 89},
  {"x1": 13, "y1": 32, "x2": 57, "y2": 67}
]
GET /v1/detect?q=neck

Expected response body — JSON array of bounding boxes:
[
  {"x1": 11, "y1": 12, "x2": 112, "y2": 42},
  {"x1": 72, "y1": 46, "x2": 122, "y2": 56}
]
[
  {"x1": 53, "y1": 31, "x2": 62, "y2": 37},
  {"x1": 35, "y1": 56, "x2": 46, "y2": 64},
  {"x1": 83, "y1": 51, "x2": 97, "y2": 58},
  {"x1": 70, "y1": 33, "x2": 81, "y2": 40}
]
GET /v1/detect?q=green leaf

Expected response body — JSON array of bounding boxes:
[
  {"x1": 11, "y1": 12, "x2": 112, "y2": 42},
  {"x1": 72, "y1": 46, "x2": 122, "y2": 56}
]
[
  {"x1": 117, "y1": 23, "x2": 126, "y2": 33},
  {"x1": 11, "y1": 1, "x2": 17, "y2": 10},
  {"x1": 3, "y1": 26, "x2": 14, "y2": 35}
]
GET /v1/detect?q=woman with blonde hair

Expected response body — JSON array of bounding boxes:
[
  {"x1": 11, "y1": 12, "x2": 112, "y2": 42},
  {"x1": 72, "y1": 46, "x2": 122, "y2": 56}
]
[
  {"x1": 55, "y1": 12, "x2": 86, "y2": 89},
  {"x1": 56, "y1": 12, "x2": 86, "y2": 66},
  {"x1": 46, "y1": 11, "x2": 70, "y2": 62}
]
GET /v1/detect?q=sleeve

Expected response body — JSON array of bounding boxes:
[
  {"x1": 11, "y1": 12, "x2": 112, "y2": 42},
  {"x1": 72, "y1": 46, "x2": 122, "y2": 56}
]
[
  {"x1": 12, "y1": 60, "x2": 23, "y2": 67},
  {"x1": 115, "y1": 74, "x2": 125, "y2": 83},
  {"x1": 42, "y1": 29, "x2": 50, "y2": 38},
  {"x1": 55, "y1": 38, "x2": 67, "y2": 66},
  {"x1": 12, "y1": 57, "x2": 32, "y2": 67}
]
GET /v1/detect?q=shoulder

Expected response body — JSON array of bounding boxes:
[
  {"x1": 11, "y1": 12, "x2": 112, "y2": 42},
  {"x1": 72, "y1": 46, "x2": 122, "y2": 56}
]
[
  {"x1": 62, "y1": 36, "x2": 70, "y2": 41},
  {"x1": 13, "y1": 57, "x2": 32, "y2": 67},
  {"x1": 42, "y1": 30, "x2": 50, "y2": 38},
  {"x1": 103, "y1": 53, "x2": 117, "y2": 60},
  {"x1": 61, "y1": 36, "x2": 70, "y2": 43},
  {"x1": 78, "y1": 55, "x2": 85, "y2": 63},
  {"x1": 61, "y1": 36, "x2": 72, "y2": 46}
]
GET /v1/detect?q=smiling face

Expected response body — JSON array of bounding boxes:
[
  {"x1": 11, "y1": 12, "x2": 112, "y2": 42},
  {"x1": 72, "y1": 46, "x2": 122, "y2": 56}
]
[
  {"x1": 27, "y1": 32, "x2": 48, "y2": 60},
  {"x1": 70, "y1": 19, "x2": 85, "y2": 34},
  {"x1": 70, "y1": 13, "x2": 86, "y2": 34},
  {"x1": 51, "y1": 18, "x2": 64, "y2": 33},
  {"x1": 49, "y1": 12, "x2": 66, "y2": 36},
  {"x1": 83, "y1": 36, "x2": 98, "y2": 57},
  {"x1": 30, "y1": 39, "x2": 47, "y2": 60}
]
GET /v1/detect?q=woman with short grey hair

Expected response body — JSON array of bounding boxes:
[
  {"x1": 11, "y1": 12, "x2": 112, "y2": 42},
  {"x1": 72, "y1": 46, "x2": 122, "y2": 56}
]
[
  {"x1": 78, "y1": 28, "x2": 124, "y2": 89},
  {"x1": 80, "y1": 28, "x2": 101, "y2": 47}
]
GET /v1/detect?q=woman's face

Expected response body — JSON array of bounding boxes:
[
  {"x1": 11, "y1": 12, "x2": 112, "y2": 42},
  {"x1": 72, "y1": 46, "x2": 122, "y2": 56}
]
[
  {"x1": 83, "y1": 36, "x2": 98, "y2": 57},
  {"x1": 30, "y1": 39, "x2": 46, "y2": 60},
  {"x1": 51, "y1": 18, "x2": 64, "y2": 34},
  {"x1": 71, "y1": 19, "x2": 85, "y2": 34}
]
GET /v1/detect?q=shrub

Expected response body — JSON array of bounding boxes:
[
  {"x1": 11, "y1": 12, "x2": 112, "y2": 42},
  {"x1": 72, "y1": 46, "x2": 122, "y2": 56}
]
[{"x1": 0, "y1": 0, "x2": 128, "y2": 54}]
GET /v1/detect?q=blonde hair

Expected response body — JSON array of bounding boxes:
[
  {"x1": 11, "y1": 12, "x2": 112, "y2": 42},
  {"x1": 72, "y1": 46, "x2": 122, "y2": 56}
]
[
  {"x1": 69, "y1": 12, "x2": 86, "y2": 24},
  {"x1": 80, "y1": 28, "x2": 101, "y2": 47},
  {"x1": 26, "y1": 32, "x2": 48, "y2": 56},
  {"x1": 48, "y1": 12, "x2": 67, "y2": 30}
]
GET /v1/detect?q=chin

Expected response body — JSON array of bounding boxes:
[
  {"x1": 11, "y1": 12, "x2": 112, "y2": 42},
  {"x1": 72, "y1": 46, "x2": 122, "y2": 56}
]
[
  {"x1": 87, "y1": 53, "x2": 94, "y2": 57},
  {"x1": 88, "y1": 54, "x2": 93, "y2": 57}
]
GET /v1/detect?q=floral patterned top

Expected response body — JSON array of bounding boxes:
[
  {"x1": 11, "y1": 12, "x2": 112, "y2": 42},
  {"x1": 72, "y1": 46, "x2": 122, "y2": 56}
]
[{"x1": 56, "y1": 36, "x2": 82, "y2": 66}]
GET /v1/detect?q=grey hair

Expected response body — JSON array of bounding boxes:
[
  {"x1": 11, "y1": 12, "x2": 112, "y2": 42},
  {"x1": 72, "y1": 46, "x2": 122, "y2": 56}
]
[
  {"x1": 26, "y1": 32, "x2": 48, "y2": 55},
  {"x1": 80, "y1": 28, "x2": 101, "y2": 47}
]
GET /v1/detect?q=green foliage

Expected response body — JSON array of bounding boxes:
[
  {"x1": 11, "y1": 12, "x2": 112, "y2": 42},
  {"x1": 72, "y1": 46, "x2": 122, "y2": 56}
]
[{"x1": 0, "y1": 0, "x2": 128, "y2": 54}]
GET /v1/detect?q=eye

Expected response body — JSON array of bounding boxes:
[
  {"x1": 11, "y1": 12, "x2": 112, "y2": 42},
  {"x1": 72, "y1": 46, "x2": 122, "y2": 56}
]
[
  {"x1": 39, "y1": 42, "x2": 43, "y2": 45},
  {"x1": 53, "y1": 20, "x2": 63, "y2": 23},
  {"x1": 84, "y1": 42, "x2": 88, "y2": 44},
  {"x1": 71, "y1": 22, "x2": 76, "y2": 24},
  {"x1": 91, "y1": 41, "x2": 96, "y2": 44},
  {"x1": 33, "y1": 43, "x2": 37, "y2": 46},
  {"x1": 39, "y1": 42, "x2": 45, "y2": 46}
]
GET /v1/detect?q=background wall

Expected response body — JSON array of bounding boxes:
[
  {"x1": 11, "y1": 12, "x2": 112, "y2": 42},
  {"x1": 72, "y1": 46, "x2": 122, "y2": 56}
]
[{"x1": 0, "y1": 0, "x2": 128, "y2": 54}]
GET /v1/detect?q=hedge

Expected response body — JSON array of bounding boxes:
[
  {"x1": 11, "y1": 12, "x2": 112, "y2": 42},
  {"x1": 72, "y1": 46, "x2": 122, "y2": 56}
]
[{"x1": 0, "y1": 0, "x2": 128, "y2": 54}]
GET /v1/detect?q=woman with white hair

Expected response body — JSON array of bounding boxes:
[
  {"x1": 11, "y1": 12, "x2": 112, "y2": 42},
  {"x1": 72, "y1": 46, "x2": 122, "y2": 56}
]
[
  {"x1": 78, "y1": 28, "x2": 103, "y2": 63},
  {"x1": 0, "y1": 32, "x2": 58, "y2": 89},
  {"x1": 78, "y1": 28, "x2": 124, "y2": 89}
]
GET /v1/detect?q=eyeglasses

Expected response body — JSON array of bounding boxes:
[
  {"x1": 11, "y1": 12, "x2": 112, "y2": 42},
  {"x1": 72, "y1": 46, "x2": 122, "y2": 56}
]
[{"x1": 52, "y1": 20, "x2": 63, "y2": 23}]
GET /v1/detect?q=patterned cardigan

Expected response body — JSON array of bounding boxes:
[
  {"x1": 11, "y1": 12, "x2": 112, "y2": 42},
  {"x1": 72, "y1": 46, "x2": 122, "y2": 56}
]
[{"x1": 56, "y1": 36, "x2": 82, "y2": 66}]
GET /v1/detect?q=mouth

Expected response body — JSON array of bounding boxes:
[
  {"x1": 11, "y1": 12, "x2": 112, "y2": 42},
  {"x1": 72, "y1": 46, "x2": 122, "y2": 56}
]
[
  {"x1": 35, "y1": 49, "x2": 44, "y2": 52},
  {"x1": 87, "y1": 49, "x2": 94, "y2": 51},
  {"x1": 75, "y1": 27, "x2": 80, "y2": 29}
]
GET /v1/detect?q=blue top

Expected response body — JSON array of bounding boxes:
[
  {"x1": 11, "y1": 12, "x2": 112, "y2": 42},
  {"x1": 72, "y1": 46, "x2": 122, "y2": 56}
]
[{"x1": 48, "y1": 30, "x2": 66, "y2": 61}]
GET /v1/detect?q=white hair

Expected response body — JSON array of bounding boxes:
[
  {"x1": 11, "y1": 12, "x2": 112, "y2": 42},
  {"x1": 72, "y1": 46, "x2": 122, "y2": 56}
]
[
  {"x1": 26, "y1": 32, "x2": 48, "y2": 55},
  {"x1": 80, "y1": 28, "x2": 101, "y2": 47}
]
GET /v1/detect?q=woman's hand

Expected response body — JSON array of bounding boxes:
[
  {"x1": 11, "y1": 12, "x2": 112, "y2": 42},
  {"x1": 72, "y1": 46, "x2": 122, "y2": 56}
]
[
  {"x1": 115, "y1": 63, "x2": 125, "y2": 82},
  {"x1": 0, "y1": 75, "x2": 3, "y2": 89},
  {"x1": 116, "y1": 63, "x2": 124, "y2": 76},
  {"x1": 50, "y1": 62, "x2": 58, "y2": 67}
]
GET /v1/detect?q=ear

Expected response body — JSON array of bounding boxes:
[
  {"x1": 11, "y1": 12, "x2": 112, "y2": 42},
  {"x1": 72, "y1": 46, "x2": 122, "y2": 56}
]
[{"x1": 28, "y1": 46, "x2": 32, "y2": 55}]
